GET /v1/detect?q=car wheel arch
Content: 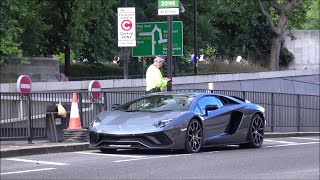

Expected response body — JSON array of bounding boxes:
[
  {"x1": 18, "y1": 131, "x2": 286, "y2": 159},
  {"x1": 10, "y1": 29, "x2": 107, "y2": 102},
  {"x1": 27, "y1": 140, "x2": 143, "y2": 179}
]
[
  {"x1": 184, "y1": 117, "x2": 203, "y2": 153},
  {"x1": 191, "y1": 116, "x2": 203, "y2": 127},
  {"x1": 254, "y1": 112, "x2": 265, "y2": 126},
  {"x1": 241, "y1": 112, "x2": 265, "y2": 148}
]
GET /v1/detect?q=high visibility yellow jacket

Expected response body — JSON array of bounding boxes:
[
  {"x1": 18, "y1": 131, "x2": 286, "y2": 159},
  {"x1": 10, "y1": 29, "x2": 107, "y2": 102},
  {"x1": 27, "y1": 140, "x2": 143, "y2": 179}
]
[{"x1": 146, "y1": 64, "x2": 167, "y2": 91}]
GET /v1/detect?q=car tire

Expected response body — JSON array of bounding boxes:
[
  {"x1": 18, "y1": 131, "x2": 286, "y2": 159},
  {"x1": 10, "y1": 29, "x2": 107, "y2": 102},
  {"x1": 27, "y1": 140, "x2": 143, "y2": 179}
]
[
  {"x1": 99, "y1": 148, "x2": 117, "y2": 153},
  {"x1": 185, "y1": 119, "x2": 203, "y2": 153},
  {"x1": 240, "y1": 113, "x2": 264, "y2": 148}
]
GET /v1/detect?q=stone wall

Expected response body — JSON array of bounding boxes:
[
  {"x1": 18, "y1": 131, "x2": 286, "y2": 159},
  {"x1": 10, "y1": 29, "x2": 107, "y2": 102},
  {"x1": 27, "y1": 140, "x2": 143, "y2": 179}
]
[
  {"x1": 1, "y1": 68, "x2": 319, "y2": 96},
  {"x1": 0, "y1": 57, "x2": 60, "y2": 83},
  {"x1": 284, "y1": 30, "x2": 320, "y2": 70}
]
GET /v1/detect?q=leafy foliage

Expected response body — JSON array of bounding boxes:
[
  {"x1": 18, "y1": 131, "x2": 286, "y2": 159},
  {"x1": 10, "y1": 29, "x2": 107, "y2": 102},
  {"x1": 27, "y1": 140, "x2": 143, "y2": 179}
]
[
  {"x1": 301, "y1": 0, "x2": 320, "y2": 29},
  {"x1": 0, "y1": 0, "x2": 315, "y2": 74},
  {"x1": 256, "y1": 0, "x2": 312, "y2": 70},
  {"x1": 0, "y1": 0, "x2": 28, "y2": 64},
  {"x1": 279, "y1": 47, "x2": 294, "y2": 67},
  {"x1": 61, "y1": 63, "x2": 122, "y2": 79}
]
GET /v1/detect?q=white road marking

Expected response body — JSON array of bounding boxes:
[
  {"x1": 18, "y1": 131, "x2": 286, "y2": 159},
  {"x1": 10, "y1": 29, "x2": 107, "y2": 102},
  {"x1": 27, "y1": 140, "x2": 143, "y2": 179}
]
[
  {"x1": 264, "y1": 139, "x2": 297, "y2": 144},
  {"x1": 290, "y1": 137, "x2": 320, "y2": 141},
  {"x1": 0, "y1": 168, "x2": 56, "y2": 175},
  {"x1": 114, "y1": 154, "x2": 191, "y2": 163},
  {"x1": 263, "y1": 141, "x2": 319, "y2": 148},
  {"x1": 74, "y1": 151, "x2": 147, "y2": 158},
  {"x1": 5, "y1": 158, "x2": 69, "y2": 166},
  {"x1": 207, "y1": 151, "x2": 220, "y2": 153}
]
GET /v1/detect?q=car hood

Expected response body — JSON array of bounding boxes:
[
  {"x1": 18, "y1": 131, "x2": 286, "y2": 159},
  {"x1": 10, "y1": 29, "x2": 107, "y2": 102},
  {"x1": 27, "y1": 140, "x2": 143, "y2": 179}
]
[{"x1": 98, "y1": 110, "x2": 187, "y2": 126}]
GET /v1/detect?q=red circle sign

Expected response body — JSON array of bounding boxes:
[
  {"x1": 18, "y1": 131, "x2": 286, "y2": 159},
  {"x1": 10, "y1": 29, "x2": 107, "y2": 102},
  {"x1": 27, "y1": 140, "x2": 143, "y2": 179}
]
[
  {"x1": 121, "y1": 20, "x2": 132, "y2": 31},
  {"x1": 17, "y1": 75, "x2": 32, "y2": 94},
  {"x1": 88, "y1": 80, "x2": 101, "y2": 100}
]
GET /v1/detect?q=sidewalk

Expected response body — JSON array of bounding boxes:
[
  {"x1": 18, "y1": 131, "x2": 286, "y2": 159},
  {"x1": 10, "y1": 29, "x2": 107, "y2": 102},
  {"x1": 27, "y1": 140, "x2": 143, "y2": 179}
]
[{"x1": 1, "y1": 132, "x2": 319, "y2": 158}]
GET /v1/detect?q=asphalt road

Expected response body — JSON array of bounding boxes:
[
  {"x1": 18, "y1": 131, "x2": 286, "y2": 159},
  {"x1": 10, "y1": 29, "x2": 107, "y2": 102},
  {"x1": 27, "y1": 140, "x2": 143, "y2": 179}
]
[{"x1": 1, "y1": 136, "x2": 319, "y2": 180}]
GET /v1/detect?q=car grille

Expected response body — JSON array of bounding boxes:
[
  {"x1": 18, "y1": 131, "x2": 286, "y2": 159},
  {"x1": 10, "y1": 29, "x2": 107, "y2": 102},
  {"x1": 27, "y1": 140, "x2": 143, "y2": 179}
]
[{"x1": 90, "y1": 131, "x2": 173, "y2": 148}]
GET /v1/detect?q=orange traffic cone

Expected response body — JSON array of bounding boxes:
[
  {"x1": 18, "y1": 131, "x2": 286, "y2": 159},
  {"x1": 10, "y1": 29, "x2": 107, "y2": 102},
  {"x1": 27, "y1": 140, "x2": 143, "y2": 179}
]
[{"x1": 67, "y1": 93, "x2": 83, "y2": 130}]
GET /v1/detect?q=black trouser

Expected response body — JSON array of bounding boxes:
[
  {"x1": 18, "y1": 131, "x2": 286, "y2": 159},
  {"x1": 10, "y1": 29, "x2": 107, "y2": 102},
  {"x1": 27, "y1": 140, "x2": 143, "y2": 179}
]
[{"x1": 146, "y1": 87, "x2": 161, "y2": 94}]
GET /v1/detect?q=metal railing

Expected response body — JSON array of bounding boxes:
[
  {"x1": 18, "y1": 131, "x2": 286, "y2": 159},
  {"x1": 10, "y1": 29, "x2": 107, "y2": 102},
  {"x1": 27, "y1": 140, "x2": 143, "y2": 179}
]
[{"x1": 1, "y1": 90, "x2": 319, "y2": 141}]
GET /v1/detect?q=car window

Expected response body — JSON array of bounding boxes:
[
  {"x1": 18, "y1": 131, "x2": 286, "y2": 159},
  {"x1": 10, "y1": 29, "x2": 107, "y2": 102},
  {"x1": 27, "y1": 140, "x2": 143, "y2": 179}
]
[
  {"x1": 197, "y1": 96, "x2": 223, "y2": 113},
  {"x1": 193, "y1": 104, "x2": 203, "y2": 115},
  {"x1": 117, "y1": 95, "x2": 195, "y2": 112}
]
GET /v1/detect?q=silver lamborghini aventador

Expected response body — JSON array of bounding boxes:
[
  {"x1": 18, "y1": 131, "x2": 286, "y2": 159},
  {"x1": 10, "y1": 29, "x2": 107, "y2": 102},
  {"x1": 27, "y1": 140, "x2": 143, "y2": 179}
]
[{"x1": 89, "y1": 92, "x2": 265, "y2": 153}]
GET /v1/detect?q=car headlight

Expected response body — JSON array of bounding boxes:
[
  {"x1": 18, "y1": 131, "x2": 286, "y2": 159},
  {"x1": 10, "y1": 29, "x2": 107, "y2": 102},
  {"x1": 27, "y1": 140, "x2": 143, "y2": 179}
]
[
  {"x1": 153, "y1": 119, "x2": 173, "y2": 128},
  {"x1": 91, "y1": 117, "x2": 102, "y2": 127}
]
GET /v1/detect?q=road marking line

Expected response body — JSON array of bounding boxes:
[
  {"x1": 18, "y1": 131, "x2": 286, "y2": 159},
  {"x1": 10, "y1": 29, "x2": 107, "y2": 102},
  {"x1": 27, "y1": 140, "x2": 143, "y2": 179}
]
[
  {"x1": 74, "y1": 151, "x2": 147, "y2": 158},
  {"x1": 114, "y1": 154, "x2": 191, "y2": 163},
  {"x1": 207, "y1": 151, "x2": 220, "y2": 153},
  {"x1": 263, "y1": 141, "x2": 319, "y2": 148},
  {"x1": 264, "y1": 139, "x2": 297, "y2": 144},
  {"x1": 0, "y1": 168, "x2": 56, "y2": 175},
  {"x1": 5, "y1": 158, "x2": 69, "y2": 166},
  {"x1": 290, "y1": 137, "x2": 320, "y2": 141}
]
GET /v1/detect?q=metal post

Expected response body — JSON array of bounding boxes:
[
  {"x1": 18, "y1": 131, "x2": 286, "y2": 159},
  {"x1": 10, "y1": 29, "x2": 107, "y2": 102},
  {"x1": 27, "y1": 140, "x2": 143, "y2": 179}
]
[
  {"x1": 271, "y1": 93, "x2": 274, "y2": 133},
  {"x1": 193, "y1": 0, "x2": 198, "y2": 75},
  {"x1": 167, "y1": 15, "x2": 173, "y2": 91},
  {"x1": 124, "y1": 47, "x2": 129, "y2": 79},
  {"x1": 123, "y1": 0, "x2": 129, "y2": 79},
  {"x1": 78, "y1": 93, "x2": 83, "y2": 127},
  {"x1": 27, "y1": 94, "x2": 33, "y2": 144},
  {"x1": 173, "y1": 56, "x2": 176, "y2": 76},
  {"x1": 297, "y1": 94, "x2": 301, "y2": 132},
  {"x1": 103, "y1": 92, "x2": 108, "y2": 111}
]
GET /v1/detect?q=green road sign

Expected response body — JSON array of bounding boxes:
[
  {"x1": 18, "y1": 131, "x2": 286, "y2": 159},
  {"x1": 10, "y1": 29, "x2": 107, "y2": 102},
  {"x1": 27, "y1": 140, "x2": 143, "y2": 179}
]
[
  {"x1": 158, "y1": 0, "x2": 179, "y2": 8},
  {"x1": 132, "y1": 21, "x2": 183, "y2": 57}
]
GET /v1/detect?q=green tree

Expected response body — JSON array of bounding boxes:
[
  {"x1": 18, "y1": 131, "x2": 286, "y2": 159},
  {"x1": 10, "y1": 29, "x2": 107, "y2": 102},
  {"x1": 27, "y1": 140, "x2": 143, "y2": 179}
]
[
  {"x1": 37, "y1": 0, "x2": 118, "y2": 76},
  {"x1": 256, "y1": 0, "x2": 310, "y2": 70},
  {"x1": 301, "y1": 0, "x2": 320, "y2": 29},
  {"x1": 0, "y1": 0, "x2": 27, "y2": 65}
]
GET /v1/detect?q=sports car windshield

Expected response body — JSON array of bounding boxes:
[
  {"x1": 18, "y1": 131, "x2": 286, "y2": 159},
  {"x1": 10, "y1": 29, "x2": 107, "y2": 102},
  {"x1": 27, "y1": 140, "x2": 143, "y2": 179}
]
[{"x1": 116, "y1": 95, "x2": 195, "y2": 112}]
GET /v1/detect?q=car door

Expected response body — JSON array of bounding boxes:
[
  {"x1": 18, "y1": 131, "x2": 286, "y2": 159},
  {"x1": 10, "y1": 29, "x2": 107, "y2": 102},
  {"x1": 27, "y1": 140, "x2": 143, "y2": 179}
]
[{"x1": 196, "y1": 96, "x2": 232, "y2": 142}]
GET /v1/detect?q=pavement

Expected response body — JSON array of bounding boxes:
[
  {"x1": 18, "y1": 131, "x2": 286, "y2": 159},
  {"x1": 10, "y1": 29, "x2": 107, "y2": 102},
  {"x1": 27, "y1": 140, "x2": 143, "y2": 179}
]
[{"x1": 1, "y1": 132, "x2": 319, "y2": 158}]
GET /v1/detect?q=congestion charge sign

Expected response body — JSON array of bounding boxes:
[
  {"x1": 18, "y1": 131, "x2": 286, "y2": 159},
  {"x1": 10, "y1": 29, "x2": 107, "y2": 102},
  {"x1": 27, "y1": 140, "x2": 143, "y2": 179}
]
[
  {"x1": 117, "y1": 7, "x2": 136, "y2": 47},
  {"x1": 158, "y1": 0, "x2": 179, "y2": 8},
  {"x1": 158, "y1": 0, "x2": 179, "y2": 16}
]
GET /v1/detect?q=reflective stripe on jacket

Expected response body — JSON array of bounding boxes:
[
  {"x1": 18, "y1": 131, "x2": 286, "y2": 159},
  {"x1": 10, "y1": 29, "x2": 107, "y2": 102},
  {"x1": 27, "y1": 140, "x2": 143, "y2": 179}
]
[{"x1": 146, "y1": 64, "x2": 167, "y2": 91}]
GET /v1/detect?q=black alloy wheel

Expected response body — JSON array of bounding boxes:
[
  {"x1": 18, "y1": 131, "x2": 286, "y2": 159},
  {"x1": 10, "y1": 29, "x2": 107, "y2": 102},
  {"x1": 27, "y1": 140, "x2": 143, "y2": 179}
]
[
  {"x1": 185, "y1": 119, "x2": 203, "y2": 153},
  {"x1": 241, "y1": 114, "x2": 264, "y2": 148}
]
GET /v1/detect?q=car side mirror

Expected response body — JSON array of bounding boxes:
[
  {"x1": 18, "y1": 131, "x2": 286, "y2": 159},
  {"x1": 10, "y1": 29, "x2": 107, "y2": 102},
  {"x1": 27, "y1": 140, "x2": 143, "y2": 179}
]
[
  {"x1": 112, "y1": 104, "x2": 120, "y2": 109},
  {"x1": 205, "y1": 104, "x2": 218, "y2": 116}
]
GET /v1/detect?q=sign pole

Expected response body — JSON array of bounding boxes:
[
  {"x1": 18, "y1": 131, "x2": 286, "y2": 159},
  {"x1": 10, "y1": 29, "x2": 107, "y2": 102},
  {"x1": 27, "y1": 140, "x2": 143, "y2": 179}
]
[
  {"x1": 193, "y1": 0, "x2": 198, "y2": 75},
  {"x1": 27, "y1": 93, "x2": 33, "y2": 144},
  {"x1": 124, "y1": 47, "x2": 129, "y2": 79},
  {"x1": 167, "y1": 15, "x2": 173, "y2": 91},
  {"x1": 124, "y1": 0, "x2": 128, "y2": 79}
]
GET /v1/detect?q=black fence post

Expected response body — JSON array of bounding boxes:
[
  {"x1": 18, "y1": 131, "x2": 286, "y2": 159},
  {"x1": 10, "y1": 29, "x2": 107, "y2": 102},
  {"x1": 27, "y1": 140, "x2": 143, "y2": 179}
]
[
  {"x1": 78, "y1": 93, "x2": 83, "y2": 128},
  {"x1": 271, "y1": 93, "x2": 274, "y2": 133},
  {"x1": 27, "y1": 93, "x2": 33, "y2": 144},
  {"x1": 103, "y1": 92, "x2": 107, "y2": 111},
  {"x1": 297, "y1": 94, "x2": 301, "y2": 132}
]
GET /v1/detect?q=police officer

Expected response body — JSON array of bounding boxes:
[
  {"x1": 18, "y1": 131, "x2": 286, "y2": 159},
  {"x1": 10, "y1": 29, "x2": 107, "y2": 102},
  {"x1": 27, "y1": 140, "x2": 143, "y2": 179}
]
[{"x1": 146, "y1": 56, "x2": 171, "y2": 93}]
